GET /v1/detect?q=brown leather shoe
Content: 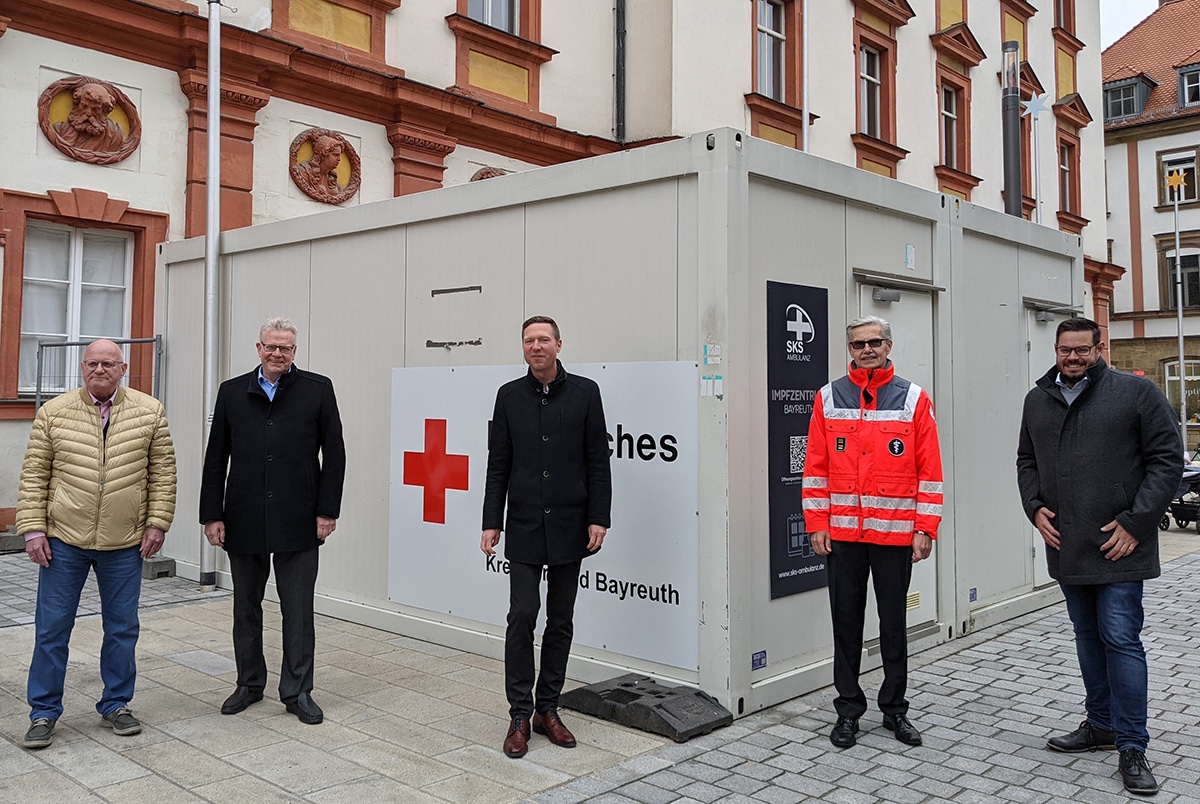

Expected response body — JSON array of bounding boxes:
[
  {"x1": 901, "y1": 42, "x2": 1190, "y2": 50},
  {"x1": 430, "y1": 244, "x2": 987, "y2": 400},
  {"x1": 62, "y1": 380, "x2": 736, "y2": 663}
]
[
  {"x1": 503, "y1": 716, "x2": 530, "y2": 758},
  {"x1": 532, "y1": 709, "x2": 577, "y2": 748}
]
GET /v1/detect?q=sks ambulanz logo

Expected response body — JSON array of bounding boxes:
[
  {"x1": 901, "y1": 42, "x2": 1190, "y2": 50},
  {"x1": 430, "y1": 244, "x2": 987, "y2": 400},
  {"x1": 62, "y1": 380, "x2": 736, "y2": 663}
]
[{"x1": 785, "y1": 303, "x2": 816, "y2": 363}]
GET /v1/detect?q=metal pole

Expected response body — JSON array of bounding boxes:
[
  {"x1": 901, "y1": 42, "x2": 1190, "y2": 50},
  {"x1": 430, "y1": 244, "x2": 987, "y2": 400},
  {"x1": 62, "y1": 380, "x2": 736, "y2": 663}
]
[
  {"x1": 614, "y1": 0, "x2": 625, "y2": 144},
  {"x1": 200, "y1": 0, "x2": 222, "y2": 591},
  {"x1": 1032, "y1": 111, "x2": 1041, "y2": 225},
  {"x1": 1174, "y1": 176, "x2": 1187, "y2": 451},
  {"x1": 1001, "y1": 41, "x2": 1022, "y2": 217},
  {"x1": 801, "y1": 0, "x2": 809, "y2": 152}
]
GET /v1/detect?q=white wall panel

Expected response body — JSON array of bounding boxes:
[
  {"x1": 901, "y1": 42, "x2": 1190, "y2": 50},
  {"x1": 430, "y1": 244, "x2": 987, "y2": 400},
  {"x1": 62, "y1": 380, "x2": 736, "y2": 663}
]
[{"x1": 524, "y1": 181, "x2": 681, "y2": 363}]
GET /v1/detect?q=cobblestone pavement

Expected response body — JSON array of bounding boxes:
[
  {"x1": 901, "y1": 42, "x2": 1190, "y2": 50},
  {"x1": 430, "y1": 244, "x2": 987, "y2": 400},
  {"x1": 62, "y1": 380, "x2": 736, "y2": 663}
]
[
  {"x1": 0, "y1": 552, "x2": 229, "y2": 628},
  {"x1": 526, "y1": 550, "x2": 1200, "y2": 804},
  {"x1": 0, "y1": 541, "x2": 1197, "y2": 802}
]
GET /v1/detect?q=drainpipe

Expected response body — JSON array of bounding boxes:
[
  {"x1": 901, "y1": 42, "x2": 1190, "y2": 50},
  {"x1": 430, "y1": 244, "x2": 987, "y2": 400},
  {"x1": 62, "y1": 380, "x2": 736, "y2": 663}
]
[
  {"x1": 801, "y1": 0, "x2": 809, "y2": 151},
  {"x1": 614, "y1": 0, "x2": 626, "y2": 143}
]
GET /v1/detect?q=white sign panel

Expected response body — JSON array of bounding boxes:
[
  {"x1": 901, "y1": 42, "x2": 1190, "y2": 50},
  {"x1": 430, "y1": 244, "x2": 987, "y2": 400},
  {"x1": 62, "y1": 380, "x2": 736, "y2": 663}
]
[{"x1": 389, "y1": 362, "x2": 699, "y2": 671}]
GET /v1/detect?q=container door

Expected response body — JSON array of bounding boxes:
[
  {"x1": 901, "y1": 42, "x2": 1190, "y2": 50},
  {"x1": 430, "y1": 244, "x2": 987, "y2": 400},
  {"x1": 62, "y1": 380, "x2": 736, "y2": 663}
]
[
  {"x1": 1025, "y1": 309, "x2": 1058, "y2": 588},
  {"x1": 858, "y1": 286, "x2": 938, "y2": 632}
]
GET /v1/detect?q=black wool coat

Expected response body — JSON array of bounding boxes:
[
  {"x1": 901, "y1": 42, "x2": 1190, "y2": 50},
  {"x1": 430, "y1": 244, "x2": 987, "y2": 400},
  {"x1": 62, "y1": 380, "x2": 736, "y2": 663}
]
[
  {"x1": 1016, "y1": 358, "x2": 1182, "y2": 584},
  {"x1": 482, "y1": 362, "x2": 612, "y2": 566},
  {"x1": 200, "y1": 366, "x2": 346, "y2": 555}
]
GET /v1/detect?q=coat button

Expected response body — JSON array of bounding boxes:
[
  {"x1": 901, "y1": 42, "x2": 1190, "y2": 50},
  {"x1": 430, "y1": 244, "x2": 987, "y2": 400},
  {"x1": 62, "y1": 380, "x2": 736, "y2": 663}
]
[
  {"x1": 266, "y1": 491, "x2": 274, "y2": 498},
  {"x1": 267, "y1": 455, "x2": 274, "y2": 461},
  {"x1": 544, "y1": 507, "x2": 551, "y2": 514},
  {"x1": 542, "y1": 434, "x2": 549, "y2": 441},
  {"x1": 543, "y1": 470, "x2": 550, "y2": 477},
  {"x1": 267, "y1": 419, "x2": 274, "y2": 426},
  {"x1": 541, "y1": 398, "x2": 548, "y2": 406}
]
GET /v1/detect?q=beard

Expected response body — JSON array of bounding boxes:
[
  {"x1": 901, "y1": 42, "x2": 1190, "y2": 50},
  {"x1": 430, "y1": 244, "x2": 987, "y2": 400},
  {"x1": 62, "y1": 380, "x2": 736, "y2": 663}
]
[{"x1": 68, "y1": 107, "x2": 112, "y2": 136}]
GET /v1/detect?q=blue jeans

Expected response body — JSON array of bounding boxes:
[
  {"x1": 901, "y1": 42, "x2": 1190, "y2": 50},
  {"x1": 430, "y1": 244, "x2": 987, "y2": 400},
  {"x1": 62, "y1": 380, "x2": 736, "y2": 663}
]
[
  {"x1": 1059, "y1": 580, "x2": 1149, "y2": 751},
  {"x1": 27, "y1": 538, "x2": 143, "y2": 721}
]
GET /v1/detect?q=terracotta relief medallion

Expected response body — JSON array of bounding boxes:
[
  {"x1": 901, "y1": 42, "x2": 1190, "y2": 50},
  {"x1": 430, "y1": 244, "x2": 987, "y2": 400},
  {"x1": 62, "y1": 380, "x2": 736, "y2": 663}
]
[
  {"x1": 38, "y1": 76, "x2": 142, "y2": 165},
  {"x1": 289, "y1": 129, "x2": 361, "y2": 204},
  {"x1": 470, "y1": 166, "x2": 510, "y2": 181}
]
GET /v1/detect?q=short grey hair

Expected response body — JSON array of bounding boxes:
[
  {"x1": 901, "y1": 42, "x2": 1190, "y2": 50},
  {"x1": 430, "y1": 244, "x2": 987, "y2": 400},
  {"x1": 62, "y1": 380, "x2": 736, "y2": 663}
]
[
  {"x1": 260, "y1": 316, "x2": 297, "y2": 342},
  {"x1": 846, "y1": 315, "x2": 892, "y2": 343}
]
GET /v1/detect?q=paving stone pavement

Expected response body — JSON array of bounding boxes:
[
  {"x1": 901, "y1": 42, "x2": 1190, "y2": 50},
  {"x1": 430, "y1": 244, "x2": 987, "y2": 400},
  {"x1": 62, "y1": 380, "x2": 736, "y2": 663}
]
[
  {"x1": 0, "y1": 538, "x2": 1197, "y2": 802},
  {"x1": 524, "y1": 549, "x2": 1200, "y2": 804}
]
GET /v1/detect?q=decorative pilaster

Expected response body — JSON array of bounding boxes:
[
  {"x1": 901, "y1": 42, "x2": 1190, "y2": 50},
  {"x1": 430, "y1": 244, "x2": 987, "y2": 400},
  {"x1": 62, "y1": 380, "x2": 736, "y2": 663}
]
[
  {"x1": 387, "y1": 121, "x2": 457, "y2": 196},
  {"x1": 1084, "y1": 257, "x2": 1126, "y2": 338},
  {"x1": 179, "y1": 69, "x2": 271, "y2": 236}
]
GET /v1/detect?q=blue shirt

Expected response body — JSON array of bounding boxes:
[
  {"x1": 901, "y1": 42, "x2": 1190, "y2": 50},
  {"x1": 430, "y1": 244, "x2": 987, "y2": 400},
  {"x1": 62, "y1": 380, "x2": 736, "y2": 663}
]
[
  {"x1": 257, "y1": 367, "x2": 285, "y2": 401},
  {"x1": 1055, "y1": 372, "x2": 1090, "y2": 406}
]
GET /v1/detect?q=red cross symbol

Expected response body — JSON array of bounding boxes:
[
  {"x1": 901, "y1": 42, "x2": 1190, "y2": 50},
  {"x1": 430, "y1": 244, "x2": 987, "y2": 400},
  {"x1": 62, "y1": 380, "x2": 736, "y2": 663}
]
[{"x1": 403, "y1": 419, "x2": 470, "y2": 524}]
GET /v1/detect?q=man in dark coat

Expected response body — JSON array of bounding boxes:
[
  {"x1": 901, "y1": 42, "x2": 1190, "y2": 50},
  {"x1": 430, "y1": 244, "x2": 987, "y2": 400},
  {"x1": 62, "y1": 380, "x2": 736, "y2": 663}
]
[
  {"x1": 200, "y1": 317, "x2": 346, "y2": 725},
  {"x1": 1017, "y1": 317, "x2": 1181, "y2": 796},
  {"x1": 481, "y1": 315, "x2": 612, "y2": 759}
]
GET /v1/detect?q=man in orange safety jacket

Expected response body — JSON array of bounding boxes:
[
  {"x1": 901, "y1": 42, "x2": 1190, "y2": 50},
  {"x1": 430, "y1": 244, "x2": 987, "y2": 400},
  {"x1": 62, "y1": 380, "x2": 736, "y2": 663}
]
[{"x1": 802, "y1": 315, "x2": 943, "y2": 750}]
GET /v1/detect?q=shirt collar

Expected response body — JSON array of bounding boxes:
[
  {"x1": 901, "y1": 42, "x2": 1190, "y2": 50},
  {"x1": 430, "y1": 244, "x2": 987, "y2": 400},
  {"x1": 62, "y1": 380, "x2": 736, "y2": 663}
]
[
  {"x1": 1055, "y1": 372, "x2": 1090, "y2": 392},
  {"x1": 88, "y1": 388, "x2": 118, "y2": 406}
]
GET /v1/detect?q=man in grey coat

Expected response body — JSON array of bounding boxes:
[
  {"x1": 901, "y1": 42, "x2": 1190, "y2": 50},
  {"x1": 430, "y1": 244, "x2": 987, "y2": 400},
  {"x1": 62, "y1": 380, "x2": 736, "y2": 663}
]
[{"x1": 1017, "y1": 317, "x2": 1181, "y2": 796}]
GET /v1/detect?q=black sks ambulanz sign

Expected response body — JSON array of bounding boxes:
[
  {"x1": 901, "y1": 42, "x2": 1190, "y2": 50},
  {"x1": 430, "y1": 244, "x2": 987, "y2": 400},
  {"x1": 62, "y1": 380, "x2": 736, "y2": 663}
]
[{"x1": 766, "y1": 281, "x2": 829, "y2": 599}]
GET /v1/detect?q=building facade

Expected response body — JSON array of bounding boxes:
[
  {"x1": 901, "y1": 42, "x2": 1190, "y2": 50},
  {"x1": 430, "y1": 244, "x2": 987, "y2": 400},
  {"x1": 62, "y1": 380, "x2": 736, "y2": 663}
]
[
  {"x1": 0, "y1": 0, "x2": 1108, "y2": 524},
  {"x1": 1103, "y1": 0, "x2": 1200, "y2": 443}
]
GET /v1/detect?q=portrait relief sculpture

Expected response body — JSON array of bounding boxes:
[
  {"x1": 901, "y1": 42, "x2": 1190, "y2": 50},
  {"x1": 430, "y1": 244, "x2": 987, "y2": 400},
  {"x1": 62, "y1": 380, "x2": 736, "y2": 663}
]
[
  {"x1": 289, "y1": 129, "x2": 361, "y2": 204},
  {"x1": 38, "y1": 76, "x2": 141, "y2": 165}
]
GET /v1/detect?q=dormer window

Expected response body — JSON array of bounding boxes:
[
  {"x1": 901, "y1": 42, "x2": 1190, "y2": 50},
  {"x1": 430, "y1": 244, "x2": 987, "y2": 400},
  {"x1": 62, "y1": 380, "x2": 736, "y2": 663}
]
[
  {"x1": 1102, "y1": 74, "x2": 1157, "y2": 123},
  {"x1": 1182, "y1": 67, "x2": 1200, "y2": 107}
]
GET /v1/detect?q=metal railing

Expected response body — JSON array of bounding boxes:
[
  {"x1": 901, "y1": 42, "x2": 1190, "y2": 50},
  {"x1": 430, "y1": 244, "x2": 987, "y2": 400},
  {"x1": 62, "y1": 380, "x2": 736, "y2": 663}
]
[{"x1": 34, "y1": 336, "x2": 164, "y2": 410}]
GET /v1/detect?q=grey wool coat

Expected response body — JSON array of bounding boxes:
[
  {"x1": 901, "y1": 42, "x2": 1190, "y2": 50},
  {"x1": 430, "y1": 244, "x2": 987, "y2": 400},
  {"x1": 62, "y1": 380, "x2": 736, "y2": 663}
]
[{"x1": 1016, "y1": 357, "x2": 1182, "y2": 585}]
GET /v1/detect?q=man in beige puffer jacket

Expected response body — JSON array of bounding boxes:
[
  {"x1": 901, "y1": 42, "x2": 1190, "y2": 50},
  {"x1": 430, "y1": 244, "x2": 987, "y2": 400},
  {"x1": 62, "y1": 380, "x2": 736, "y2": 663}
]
[{"x1": 16, "y1": 339, "x2": 176, "y2": 750}]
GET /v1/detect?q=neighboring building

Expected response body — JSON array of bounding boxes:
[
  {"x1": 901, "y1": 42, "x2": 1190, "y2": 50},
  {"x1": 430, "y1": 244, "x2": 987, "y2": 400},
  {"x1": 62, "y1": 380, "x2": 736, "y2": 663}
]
[
  {"x1": 1103, "y1": 0, "x2": 1200, "y2": 443},
  {"x1": 0, "y1": 0, "x2": 1109, "y2": 525}
]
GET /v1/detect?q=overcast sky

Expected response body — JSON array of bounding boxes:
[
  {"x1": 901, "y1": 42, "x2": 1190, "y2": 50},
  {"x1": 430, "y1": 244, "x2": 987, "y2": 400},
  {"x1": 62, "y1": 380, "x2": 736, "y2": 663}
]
[{"x1": 1100, "y1": 0, "x2": 1159, "y2": 49}]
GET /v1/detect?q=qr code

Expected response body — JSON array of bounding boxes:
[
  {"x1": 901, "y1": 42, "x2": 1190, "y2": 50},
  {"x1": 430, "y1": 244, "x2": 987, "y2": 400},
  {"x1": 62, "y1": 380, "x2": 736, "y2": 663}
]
[{"x1": 790, "y1": 435, "x2": 807, "y2": 475}]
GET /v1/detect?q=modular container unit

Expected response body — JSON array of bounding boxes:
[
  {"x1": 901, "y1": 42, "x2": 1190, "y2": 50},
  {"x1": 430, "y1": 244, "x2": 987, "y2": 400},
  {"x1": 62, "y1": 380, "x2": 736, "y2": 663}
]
[{"x1": 157, "y1": 129, "x2": 1083, "y2": 716}]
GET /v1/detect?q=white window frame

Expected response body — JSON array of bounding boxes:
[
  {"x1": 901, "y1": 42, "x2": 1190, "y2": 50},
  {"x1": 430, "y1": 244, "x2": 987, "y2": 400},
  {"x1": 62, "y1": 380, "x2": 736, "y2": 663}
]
[
  {"x1": 941, "y1": 84, "x2": 959, "y2": 169},
  {"x1": 1166, "y1": 251, "x2": 1200, "y2": 310},
  {"x1": 1183, "y1": 69, "x2": 1200, "y2": 108},
  {"x1": 468, "y1": 0, "x2": 518, "y2": 35},
  {"x1": 1058, "y1": 142, "x2": 1074, "y2": 213},
  {"x1": 20, "y1": 221, "x2": 133, "y2": 395},
  {"x1": 1163, "y1": 151, "x2": 1199, "y2": 204},
  {"x1": 860, "y1": 45, "x2": 881, "y2": 138},
  {"x1": 1164, "y1": 358, "x2": 1200, "y2": 417},
  {"x1": 757, "y1": 0, "x2": 786, "y2": 103}
]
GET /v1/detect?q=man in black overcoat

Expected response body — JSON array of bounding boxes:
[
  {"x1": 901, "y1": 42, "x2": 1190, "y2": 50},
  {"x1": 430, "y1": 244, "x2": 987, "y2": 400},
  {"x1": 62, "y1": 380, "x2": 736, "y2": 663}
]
[
  {"x1": 481, "y1": 315, "x2": 612, "y2": 759},
  {"x1": 200, "y1": 317, "x2": 346, "y2": 725}
]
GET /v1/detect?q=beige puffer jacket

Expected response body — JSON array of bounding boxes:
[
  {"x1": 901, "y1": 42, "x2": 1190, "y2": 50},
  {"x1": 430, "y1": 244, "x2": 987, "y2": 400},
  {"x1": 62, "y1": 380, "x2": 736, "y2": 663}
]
[{"x1": 17, "y1": 386, "x2": 176, "y2": 550}]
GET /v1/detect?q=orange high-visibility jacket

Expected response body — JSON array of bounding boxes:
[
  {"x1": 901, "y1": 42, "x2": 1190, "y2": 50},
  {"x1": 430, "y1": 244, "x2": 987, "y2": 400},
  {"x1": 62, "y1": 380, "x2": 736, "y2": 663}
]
[{"x1": 801, "y1": 362, "x2": 943, "y2": 545}]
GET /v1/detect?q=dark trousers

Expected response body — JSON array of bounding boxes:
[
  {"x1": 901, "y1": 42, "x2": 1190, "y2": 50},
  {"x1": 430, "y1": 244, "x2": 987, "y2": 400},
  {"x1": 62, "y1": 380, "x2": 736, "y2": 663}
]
[
  {"x1": 827, "y1": 541, "x2": 913, "y2": 720},
  {"x1": 228, "y1": 547, "x2": 319, "y2": 703},
  {"x1": 505, "y1": 559, "x2": 582, "y2": 719}
]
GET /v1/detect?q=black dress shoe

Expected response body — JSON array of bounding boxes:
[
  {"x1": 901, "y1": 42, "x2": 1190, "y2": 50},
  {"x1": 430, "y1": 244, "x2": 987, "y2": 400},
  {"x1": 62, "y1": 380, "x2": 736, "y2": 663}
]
[
  {"x1": 883, "y1": 713, "x2": 922, "y2": 746},
  {"x1": 284, "y1": 692, "x2": 324, "y2": 725},
  {"x1": 1046, "y1": 720, "x2": 1117, "y2": 753},
  {"x1": 830, "y1": 716, "x2": 859, "y2": 748},
  {"x1": 1119, "y1": 748, "x2": 1159, "y2": 795},
  {"x1": 221, "y1": 686, "x2": 264, "y2": 715}
]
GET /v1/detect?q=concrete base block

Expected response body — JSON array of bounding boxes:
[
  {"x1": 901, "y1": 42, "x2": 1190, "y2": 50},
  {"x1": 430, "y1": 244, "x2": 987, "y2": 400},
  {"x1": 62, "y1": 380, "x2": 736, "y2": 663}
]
[{"x1": 142, "y1": 555, "x2": 176, "y2": 580}]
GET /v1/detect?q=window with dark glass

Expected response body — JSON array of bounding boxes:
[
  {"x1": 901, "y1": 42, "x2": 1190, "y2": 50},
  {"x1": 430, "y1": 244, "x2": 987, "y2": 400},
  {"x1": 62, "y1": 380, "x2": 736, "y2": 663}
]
[
  {"x1": 941, "y1": 84, "x2": 959, "y2": 169},
  {"x1": 1059, "y1": 141, "x2": 1077, "y2": 214},
  {"x1": 1183, "y1": 70, "x2": 1200, "y2": 107},
  {"x1": 1167, "y1": 254, "x2": 1200, "y2": 309},
  {"x1": 1105, "y1": 85, "x2": 1136, "y2": 120}
]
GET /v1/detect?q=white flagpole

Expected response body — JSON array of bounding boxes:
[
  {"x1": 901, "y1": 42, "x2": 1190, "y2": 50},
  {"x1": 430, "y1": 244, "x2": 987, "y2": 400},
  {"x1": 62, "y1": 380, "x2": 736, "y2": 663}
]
[{"x1": 201, "y1": 0, "x2": 222, "y2": 590}]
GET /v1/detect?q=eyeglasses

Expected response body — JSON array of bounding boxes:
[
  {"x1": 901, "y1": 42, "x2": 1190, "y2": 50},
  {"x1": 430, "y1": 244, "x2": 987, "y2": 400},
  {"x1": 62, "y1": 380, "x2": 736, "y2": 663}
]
[
  {"x1": 1055, "y1": 344, "x2": 1096, "y2": 357},
  {"x1": 83, "y1": 360, "x2": 123, "y2": 371},
  {"x1": 260, "y1": 344, "x2": 296, "y2": 354},
  {"x1": 848, "y1": 338, "x2": 889, "y2": 351}
]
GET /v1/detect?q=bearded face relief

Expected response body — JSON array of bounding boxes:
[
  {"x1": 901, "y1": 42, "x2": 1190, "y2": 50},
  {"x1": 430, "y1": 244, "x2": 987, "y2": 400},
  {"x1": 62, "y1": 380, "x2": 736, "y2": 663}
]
[
  {"x1": 289, "y1": 129, "x2": 362, "y2": 204},
  {"x1": 38, "y1": 76, "x2": 141, "y2": 165}
]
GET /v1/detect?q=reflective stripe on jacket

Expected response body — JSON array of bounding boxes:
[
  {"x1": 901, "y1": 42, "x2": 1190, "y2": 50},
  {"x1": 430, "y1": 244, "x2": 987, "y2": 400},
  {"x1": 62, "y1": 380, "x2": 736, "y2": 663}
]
[{"x1": 801, "y1": 361, "x2": 943, "y2": 545}]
